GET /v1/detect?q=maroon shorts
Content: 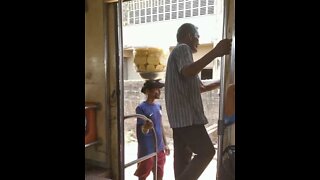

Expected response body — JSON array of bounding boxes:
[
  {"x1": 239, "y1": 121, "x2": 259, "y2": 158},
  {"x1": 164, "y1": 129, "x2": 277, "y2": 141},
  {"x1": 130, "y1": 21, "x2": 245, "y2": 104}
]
[{"x1": 134, "y1": 151, "x2": 166, "y2": 179}]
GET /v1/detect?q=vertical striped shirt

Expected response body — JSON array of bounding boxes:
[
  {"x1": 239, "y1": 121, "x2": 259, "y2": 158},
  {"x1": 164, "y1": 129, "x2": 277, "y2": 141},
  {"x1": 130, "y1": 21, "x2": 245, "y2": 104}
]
[{"x1": 165, "y1": 43, "x2": 208, "y2": 128}]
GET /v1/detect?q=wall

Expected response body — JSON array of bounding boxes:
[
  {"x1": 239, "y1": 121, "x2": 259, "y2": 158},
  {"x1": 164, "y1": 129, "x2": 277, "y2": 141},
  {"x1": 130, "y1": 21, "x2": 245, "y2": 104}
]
[
  {"x1": 85, "y1": 0, "x2": 109, "y2": 167},
  {"x1": 123, "y1": 15, "x2": 223, "y2": 48}
]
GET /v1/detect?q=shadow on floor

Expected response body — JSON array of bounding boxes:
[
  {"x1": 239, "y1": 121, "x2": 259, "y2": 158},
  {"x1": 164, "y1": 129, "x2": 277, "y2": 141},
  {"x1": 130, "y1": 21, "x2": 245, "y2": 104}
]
[{"x1": 85, "y1": 163, "x2": 112, "y2": 180}]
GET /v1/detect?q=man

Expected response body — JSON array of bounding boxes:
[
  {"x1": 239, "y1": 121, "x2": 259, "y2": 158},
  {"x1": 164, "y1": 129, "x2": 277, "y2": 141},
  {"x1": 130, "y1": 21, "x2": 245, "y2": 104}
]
[
  {"x1": 134, "y1": 80, "x2": 170, "y2": 180},
  {"x1": 165, "y1": 23, "x2": 232, "y2": 180}
]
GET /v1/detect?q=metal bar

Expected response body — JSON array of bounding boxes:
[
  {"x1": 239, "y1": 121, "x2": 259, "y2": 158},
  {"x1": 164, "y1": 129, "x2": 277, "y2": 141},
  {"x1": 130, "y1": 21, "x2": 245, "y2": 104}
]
[
  {"x1": 216, "y1": 0, "x2": 230, "y2": 179},
  {"x1": 206, "y1": 124, "x2": 218, "y2": 135},
  {"x1": 85, "y1": 105, "x2": 98, "y2": 109},
  {"x1": 85, "y1": 141, "x2": 99, "y2": 148},
  {"x1": 152, "y1": 126, "x2": 158, "y2": 180},
  {"x1": 124, "y1": 114, "x2": 158, "y2": 180},
  {"x1": 102, "y1": 2, "x2": 111, "y2": 180},
  {"x1": 116, "y1": 0, "x2": 125, "y2": 180},
  {"x1": 124, "y1": 114, "x2": 153, "y2": 120},
  {"x1": 124, "y1": 152, "x2": 157, "y2": 168}
]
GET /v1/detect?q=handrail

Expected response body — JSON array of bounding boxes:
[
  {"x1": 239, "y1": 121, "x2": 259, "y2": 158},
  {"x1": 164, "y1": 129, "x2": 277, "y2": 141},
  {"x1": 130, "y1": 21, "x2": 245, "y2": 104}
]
[
  {"x1": 85, "y1": 141, "x2": 99, "y2": 148},
  {"x1": 206, "y1": 124, "x2": 218, "y2": 135},
  {"x1": 85, "y1": 105, "x2": 97, "y2": 109},
  {"x1": 124, "y1": 114, "x2": 158, "y2": 180},
  {"x1": 85, "y1": 102, "x2": 100, "y2": 110},
  {"x1": 124, "y1": 152, "x2": 157, "y2": 168}
]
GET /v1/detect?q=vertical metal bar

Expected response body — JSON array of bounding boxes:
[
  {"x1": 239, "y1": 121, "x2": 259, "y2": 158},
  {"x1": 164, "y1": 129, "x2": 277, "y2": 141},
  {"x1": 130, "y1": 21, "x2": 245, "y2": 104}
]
[
  {"x1": 102, "y1": 3, "x2": 111, "y2": 180},
  {"x1": 152, "y1": 127, "x2": 158, "y2": 180},
  {"x1": 123, "y1": 114, "x2": 158, "y2": 180},
  {"x1": 116, "y1": 1, "x2": 124, "y2": 180},
  {"x1": 216, "y1": 0, "x2": 230, "y2": 179}
]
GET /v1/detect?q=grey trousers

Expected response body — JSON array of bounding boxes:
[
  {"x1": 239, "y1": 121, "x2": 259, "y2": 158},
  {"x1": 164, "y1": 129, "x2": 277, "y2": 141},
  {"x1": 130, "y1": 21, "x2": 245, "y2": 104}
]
[{"x1": 173, "y1": 124, "x2": 215, "y2": 180}]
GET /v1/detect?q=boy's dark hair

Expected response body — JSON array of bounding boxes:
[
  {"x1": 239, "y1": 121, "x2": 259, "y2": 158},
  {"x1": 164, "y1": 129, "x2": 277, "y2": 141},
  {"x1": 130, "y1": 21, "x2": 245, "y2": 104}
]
[{"x1": 141, "y1": 79, "x2": 165, "y2": 94}]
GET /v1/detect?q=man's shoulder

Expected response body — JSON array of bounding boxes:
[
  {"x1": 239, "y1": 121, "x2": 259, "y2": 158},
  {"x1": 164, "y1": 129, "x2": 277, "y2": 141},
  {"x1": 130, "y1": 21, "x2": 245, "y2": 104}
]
[{"x1": 174, "y1": 43, "x2": 189, "y2": 50}]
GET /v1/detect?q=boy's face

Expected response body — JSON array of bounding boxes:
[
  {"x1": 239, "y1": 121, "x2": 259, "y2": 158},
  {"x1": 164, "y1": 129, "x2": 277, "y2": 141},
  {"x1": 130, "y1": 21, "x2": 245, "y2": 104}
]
[{"x1": 146, "y1": 88, "x2": 161, "y2": 99}]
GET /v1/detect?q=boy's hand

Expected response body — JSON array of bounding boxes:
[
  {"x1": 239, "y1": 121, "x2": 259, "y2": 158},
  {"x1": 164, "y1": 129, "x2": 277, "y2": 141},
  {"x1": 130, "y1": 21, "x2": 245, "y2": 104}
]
[
  {"x1": 164, "y1": 146, "x2": 170, "y2": 156},
  {"x1": 141, "y1": 120, "x2": 153, "y2": 134}
]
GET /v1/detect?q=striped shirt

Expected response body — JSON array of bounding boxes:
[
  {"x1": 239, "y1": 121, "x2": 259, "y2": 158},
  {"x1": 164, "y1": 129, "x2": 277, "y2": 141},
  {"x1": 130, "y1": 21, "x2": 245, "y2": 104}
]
[{"x1": 165, "y1": 43, "x2": 208, "y2": 128}]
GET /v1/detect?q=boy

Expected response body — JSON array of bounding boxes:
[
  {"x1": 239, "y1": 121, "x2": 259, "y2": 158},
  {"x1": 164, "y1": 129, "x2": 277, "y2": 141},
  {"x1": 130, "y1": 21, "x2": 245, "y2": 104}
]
[{"x1": 134, "y1": 80, "x2": 170, "y2": 180}]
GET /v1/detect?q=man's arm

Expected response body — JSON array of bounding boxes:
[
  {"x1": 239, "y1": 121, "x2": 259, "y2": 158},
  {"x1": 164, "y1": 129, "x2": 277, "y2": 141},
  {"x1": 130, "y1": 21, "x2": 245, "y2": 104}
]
[
  {"x1": 181, "y1": 39, "x2": 232, "y2": 77},
  {"x1": 160, "y1": 120, "x2": 168, "y2": 146},
  {"x1": 200, "y1": 80, "x2": 220, "y2": 93},
  {"x1": 161, "y1": 120, "x2": 170, "y2": 155}
]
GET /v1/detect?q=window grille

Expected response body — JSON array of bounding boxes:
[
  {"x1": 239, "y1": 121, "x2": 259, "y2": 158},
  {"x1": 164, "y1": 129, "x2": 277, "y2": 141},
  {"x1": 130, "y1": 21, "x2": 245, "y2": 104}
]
[{"x1": 123, "y1": 0, "x2": 215, "y2": 25}]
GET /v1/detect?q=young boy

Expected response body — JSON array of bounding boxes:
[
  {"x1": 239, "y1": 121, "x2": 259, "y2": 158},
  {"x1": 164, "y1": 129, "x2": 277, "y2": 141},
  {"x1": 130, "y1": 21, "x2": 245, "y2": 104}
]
[{"x1": 134, "y1": 80, "x2": 170, "y2": 180}]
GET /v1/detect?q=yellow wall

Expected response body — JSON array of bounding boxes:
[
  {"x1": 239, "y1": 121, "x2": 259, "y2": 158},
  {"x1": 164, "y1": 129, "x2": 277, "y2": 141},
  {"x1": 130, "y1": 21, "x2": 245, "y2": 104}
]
[
  {"x1": 85, "y1": 0, "x2": 108, "y2": 167},
  {"x1": 105, "y1": 3, "x2": 122, "y2": 179},
  {"x1": 85, "y1": 1, "x2": 121, "y2": 178}
]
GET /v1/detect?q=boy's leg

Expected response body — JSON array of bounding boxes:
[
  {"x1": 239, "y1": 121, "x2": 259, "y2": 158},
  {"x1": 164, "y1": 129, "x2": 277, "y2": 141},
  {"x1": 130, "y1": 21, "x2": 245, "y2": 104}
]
[
  {"x1": 134, "y1": 157, "x2": 154, "y2": 180},
  {"x1": 154, "y1": 151, "x2": 166, "y2": 180}
]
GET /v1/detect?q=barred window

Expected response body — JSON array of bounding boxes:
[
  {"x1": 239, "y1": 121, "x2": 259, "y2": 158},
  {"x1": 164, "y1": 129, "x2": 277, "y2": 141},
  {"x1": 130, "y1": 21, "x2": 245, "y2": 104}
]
[
  {"x1": 159, "y1": 13, "x2": 164, "y2": 20},
  {"x1": 123, "y1": 0, "x2": 215, "y2": 25},
  {"x1": 208, "y1": 5, "x2": 214, "y2": 14},
  {"x1": 165, "y1": 5, "x2": 170, "y2": 12},
  {"x1": 141, "y1": 1, "x2": 145, "y2": 8},
  {"x1": 185, "y1": 9, "x2": 191, "y2": 17},
  {"x1": 152, "y1": 0, "x2": 158, "y2": 6},
  {"x1": 172, "y1": 3, "x2": 177, "y2": 11},
  {"x1": 135, "y1": 17, "x2": 139, "y2": 24},
  {"x1": 186, "y1": 1, "x2": 191, "y2": 9},
  {"x1": 135, "y1": 10, "x2": 139, "y2": 17},
  {"x1": 147, "y1": 8, "x2": 151, "y2": 15},
  {"x1": 146, "y1": 0, "x2": 151, "y2": 7},
  {"x1": 200, "y1": 7, "x2": 206, "y2": 15},
  {"x1": 141, "y1": 16, "x2": 146, "y2": 23},
  {"x1": 159, "y1": 6, "x2": 164, "y2": 13},
  {"x1": 200, "y1": 0, "x2": 206, "y2": 7},
  {"x1": 193, "y1": 0, "x2": 198, "y2": 8},
  {"x1": 140, "y1": 9, "x2": 145, "y2": 16},
  {"x1": 172, "y1": 11, "x2": 177, "y2": 19},
  {"x1": 153, "y1": 14, "x2": 158, "y2": 21},
  {"x1": 178, "y1": 10, "x2": 184, "y2": 18},
  {"x1": 178, "y1": 3, "x2": 184, "y2": 10},
  {"x1": 165, "y1": 12, "x2": 170, "y2": 20},
  {"x1": 192, "y1": 8, "x2": 198, "y2": 16},
  {"x1": 153, "y1": 7, "x2": 158, "y2": 14}
]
